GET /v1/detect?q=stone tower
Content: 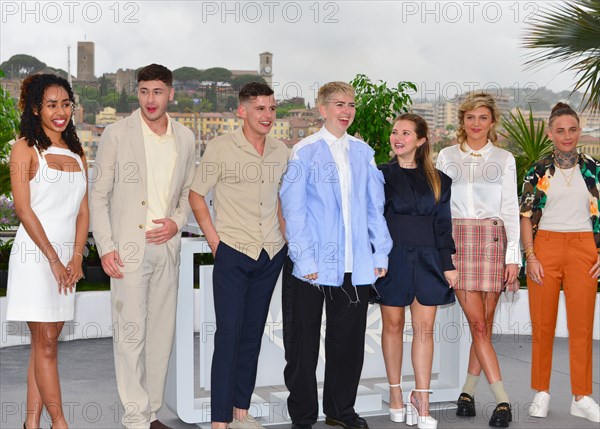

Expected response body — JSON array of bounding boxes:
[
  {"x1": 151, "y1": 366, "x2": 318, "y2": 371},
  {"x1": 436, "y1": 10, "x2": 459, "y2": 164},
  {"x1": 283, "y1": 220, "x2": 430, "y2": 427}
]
[
  {"x1": 77, "y1": 41, "x2": 95, "y2": 82},
  {"x1": 259, "y1": 52, "x2": 273, "y2": 87}
]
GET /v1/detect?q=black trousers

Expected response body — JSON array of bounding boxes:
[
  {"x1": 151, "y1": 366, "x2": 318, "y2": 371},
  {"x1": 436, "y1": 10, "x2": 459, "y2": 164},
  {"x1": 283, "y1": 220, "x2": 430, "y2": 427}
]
[
  {"x1": 211, "y1": 243, "x2": 287, "y2": 423},
  {"x1": 282, "y1": 257, "x2": 370, "y2": 425}
]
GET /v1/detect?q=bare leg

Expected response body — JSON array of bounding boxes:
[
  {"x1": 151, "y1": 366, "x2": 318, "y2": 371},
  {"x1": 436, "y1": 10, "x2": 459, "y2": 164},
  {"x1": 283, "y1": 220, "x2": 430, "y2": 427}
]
[
  {"x1": 234, "y1": 406, "x2": 247, "y2": 420},
  {"x1": 25, "y1": 345, "x2": 42, "y2": 429},
  {"x1": 410, "y1": 300, "x2": 437, "y2": 416},
  {"x1": 27, "y1": 322, "x2": 68, "y2": 429},
  {"x1": 465, "y1": 292, "x2": 499, "y2": 377},
  {"x1": 381, "y1": 305, "x2": 406, "y2": 409},
  {"x1": 456, "y1": 292, "x2": 502, "y2": 384}
]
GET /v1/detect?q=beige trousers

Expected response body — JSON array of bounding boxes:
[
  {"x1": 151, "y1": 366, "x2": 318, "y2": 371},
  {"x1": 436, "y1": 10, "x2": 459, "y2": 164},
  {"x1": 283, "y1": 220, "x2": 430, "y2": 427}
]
[{"x1": 110, "y1": 243, "x2": 178, "y2": 428}]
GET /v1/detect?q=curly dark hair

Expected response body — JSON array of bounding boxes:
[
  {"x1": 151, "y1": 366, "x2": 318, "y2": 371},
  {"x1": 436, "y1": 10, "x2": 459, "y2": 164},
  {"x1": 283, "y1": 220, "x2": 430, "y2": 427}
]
[{"x1": 18, "y1": 74, "x2": 83, "y2": 156}]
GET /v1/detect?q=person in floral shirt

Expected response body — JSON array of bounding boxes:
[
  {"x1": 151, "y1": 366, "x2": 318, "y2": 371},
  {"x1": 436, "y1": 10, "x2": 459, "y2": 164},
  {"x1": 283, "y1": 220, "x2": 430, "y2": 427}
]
[{"x1": 520, "y1": 102, "x2": 600, "y2": 424}]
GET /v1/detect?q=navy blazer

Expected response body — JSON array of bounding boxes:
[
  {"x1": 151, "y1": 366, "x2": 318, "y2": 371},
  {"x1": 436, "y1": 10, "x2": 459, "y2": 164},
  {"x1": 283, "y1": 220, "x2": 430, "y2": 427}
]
[{"x1": 379, "y1": 161, "x2": 455, "y2": 270}]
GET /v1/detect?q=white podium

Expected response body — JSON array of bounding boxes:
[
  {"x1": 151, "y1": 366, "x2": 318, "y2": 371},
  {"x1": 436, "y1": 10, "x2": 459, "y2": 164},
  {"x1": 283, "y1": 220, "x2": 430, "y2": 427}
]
[{"x1": 165, "y1": 237, "x2": 470, "y2": 426}]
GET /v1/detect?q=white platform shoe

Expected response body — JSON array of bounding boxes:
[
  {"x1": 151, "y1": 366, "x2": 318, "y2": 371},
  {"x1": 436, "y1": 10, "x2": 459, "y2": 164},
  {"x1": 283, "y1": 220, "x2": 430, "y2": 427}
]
[
  {"x1": 406, "y1": 389, "x2": 437, "y2": 429},
  {"x1": 388, "y1": 383, "x2": 406, "y2": 422}
]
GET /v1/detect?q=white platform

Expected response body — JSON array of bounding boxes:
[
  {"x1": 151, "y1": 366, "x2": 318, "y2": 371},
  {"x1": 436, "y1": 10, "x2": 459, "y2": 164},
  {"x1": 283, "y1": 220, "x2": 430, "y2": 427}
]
[{"x1": 163, "y1": 237, "x2": 471, "y2": 426}]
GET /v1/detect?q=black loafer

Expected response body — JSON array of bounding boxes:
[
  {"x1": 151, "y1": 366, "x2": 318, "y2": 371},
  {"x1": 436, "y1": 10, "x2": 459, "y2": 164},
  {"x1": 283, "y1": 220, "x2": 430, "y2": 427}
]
[
  {"x1": 489, "y1": 402, "x2": 512, "y2": 427},
  {"x1": 457, "y1": 392, "x2": 476, "y2": 417},
  {"x1": 325, "y1": 414, "x2": 368, "y2": 429}
]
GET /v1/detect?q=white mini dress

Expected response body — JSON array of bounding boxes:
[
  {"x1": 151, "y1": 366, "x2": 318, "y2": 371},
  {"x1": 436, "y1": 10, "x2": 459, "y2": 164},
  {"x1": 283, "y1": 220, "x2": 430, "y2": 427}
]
[{"x1": 5, "y1": 146, "x2": 87, "y2": 321}]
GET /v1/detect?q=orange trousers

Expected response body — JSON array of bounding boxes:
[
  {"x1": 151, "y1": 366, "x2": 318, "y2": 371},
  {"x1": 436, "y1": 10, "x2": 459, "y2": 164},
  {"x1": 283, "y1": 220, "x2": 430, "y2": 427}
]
[{"x1": 528, "y1": 230, "x2": 597, "y2": 395}]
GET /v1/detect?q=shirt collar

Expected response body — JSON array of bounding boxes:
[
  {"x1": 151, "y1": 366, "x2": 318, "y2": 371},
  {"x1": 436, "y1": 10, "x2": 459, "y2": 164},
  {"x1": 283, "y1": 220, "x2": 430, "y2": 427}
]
[
  {"x1": 461, "y1": 140, "x2": 494, "y2": 160},
  {"x1": 234, "y1": 127, "x2": 277, "y2": 156},
  {"x1": 140, "y1": 110, "x2": 173, "y2": 137},
  {"x1": 320, "y1": 126, "x2": 349, "y2": 150}
]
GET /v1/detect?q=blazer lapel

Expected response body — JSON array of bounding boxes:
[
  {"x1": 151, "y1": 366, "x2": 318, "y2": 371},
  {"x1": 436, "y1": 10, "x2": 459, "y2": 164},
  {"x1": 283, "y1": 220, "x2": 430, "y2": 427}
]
[
  {"x1": 166, "y1": 125, "x2": 187, "y2": 201},
  {"x1": 128, "y1": 109, "x2": 147, "y2": 187}
]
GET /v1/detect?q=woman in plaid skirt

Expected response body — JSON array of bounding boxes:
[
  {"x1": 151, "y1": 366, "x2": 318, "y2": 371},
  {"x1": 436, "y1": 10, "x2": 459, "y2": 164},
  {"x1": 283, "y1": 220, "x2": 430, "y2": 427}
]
[
  {"x1": 436, "y1": 93, "x2": 520, "y2": 428},
  {"x1": 520, "y1": 103, "x2": 600, "y2": 423}
]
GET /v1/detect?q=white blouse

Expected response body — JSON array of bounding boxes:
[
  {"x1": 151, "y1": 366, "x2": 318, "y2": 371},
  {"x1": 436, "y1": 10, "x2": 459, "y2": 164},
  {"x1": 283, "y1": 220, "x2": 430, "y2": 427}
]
[{"x1": 436, "y1": 142, "x2": 521, "y2": 265}]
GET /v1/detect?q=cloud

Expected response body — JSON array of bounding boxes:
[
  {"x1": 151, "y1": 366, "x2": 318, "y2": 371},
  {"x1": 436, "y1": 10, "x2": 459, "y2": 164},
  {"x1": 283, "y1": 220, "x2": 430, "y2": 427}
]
[{"x1": 0, "y1": 0, "x2": 577, "y2": 103}]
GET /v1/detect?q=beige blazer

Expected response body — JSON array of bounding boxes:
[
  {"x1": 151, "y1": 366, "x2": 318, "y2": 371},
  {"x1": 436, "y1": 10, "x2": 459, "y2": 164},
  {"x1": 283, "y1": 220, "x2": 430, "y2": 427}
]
[{"x1": 90, "y1": 109, "x2": 196, "y2": 272}]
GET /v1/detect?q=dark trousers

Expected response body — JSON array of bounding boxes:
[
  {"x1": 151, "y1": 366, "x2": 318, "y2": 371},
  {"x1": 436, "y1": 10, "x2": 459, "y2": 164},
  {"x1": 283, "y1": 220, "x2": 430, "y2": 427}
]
[
  {"x1": 211, "y1": 242, "x2": 287, "y2": 423},
  {"x1": 282, "y1": 257, "x2": 370, "y2": 425}
]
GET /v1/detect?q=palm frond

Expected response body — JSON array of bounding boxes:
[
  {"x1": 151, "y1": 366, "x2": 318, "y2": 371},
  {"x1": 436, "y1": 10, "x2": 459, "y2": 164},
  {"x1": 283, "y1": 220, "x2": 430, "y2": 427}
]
[
  {"x1": 523, "y1": 0, "x2": 600, "y2": 111},
  {"x1": 500, "y1": 108, "x2": 553, "y2": 187}
]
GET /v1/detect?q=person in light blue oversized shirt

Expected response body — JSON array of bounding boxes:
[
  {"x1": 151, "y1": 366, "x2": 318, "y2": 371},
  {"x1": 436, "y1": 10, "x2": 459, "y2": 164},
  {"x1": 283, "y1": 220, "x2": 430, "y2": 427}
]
[{"x1": 279, "y1": 81, "x2": 392, "y2": 429}]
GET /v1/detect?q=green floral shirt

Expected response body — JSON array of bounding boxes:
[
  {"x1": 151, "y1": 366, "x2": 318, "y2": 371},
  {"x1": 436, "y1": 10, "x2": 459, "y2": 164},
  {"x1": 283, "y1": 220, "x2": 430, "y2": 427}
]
[{"x1": 519, "y1": 152, "x2": 600, "y2": 247}]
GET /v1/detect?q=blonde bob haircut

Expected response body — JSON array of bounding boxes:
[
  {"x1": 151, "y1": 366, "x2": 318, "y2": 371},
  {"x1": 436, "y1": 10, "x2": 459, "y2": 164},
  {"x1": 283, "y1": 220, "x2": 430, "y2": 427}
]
[
  {"x1": 456, "y1": 92, "x2": 501, "y2": 152},
  {"x1": 317, "y1": 81, "x2": 355, "y2": 105}
]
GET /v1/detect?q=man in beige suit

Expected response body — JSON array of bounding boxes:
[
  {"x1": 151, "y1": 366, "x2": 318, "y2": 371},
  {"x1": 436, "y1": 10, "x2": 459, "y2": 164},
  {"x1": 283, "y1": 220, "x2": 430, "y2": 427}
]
[{"x1": 91, "y1": 64, "x2": 195, "y2": 429}]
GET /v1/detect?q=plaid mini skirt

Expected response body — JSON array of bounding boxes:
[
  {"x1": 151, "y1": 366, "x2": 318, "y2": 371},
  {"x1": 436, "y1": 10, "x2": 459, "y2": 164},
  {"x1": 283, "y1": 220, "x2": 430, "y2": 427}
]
[{"x1": 451, "y1": 218, "x2": 519, "y2": 293}]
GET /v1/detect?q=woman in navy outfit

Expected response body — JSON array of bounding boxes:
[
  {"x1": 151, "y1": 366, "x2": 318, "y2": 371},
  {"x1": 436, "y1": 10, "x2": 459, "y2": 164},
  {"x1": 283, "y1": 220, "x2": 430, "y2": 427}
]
[{"x1": 374, "y1": 113, "x2": 457, "y2": 429}]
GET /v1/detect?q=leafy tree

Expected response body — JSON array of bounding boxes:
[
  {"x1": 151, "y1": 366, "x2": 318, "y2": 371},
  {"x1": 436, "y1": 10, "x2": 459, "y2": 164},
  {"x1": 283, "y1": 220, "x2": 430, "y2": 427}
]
[
  {"x1": 173, "y1": 66, "x2": 203, "y2": 82},
  {"x1": 523, "y1": 0, "x2": 600, "y2": 112},
  {"x1": 0, "y1": 54, "x2": 46, "y2": 79},
  {"x1": 84, "y1": 113, "x2": 96, "y2": 125},
  {"x1": 231, "y1": 74, "x2": 267, "y2": 91},
  {"x1": 276, "y1": 104, "x2": 305, "y2": 119},
  {"x1": 201, "y1": 67, "x2": 232, "y2": 83},
  {"x1": 116, "y1": 88, "x2": 130, "y2": 113},
  {"x1": 99, "y1": 75, "x2": 111, "y2": 96},
  {"x1": 0, "y1": 70, "x2": 20, "y2": 197},
  {"x1": 348, "y1": 74, "x2": 417, "y2": 164},
  {"x1": 225, "y1": 96, "x2": 238, "y2": 112},
  {"x1": 500, "y1": 108, "x2": 553, "y2": 187},
  {"x1": 197, "y1": 99, "x2": 214, "y2": 112}
]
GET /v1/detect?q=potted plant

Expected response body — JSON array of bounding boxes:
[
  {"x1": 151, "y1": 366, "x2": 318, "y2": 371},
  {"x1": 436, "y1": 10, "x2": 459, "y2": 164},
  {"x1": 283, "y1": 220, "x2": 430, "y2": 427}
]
[
  {"x1": 83, "y1": 240, "x2": 110, "y2": 284},
  {"x1": 0, "y1": 239, "x2": 14, "y2": 289}
]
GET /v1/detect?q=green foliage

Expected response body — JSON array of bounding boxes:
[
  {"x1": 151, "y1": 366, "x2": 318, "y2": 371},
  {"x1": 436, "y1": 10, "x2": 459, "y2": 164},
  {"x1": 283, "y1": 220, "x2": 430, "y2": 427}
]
[
  {"x1": 276, "y1": 104, "x2": 305, "y2": 119},
  {"x1": 348, "y1": 74, "x2": 417, "y2": 164},
  {"x1": 173, "y1": 66, "x2": 203, "y2": 81},
  {"x1": 0, "y1": 196, "x2": 18, "y2": 230},
  {"x1": 224, "y1": 96, "x2": 238, "y2": 112},
  {"x1": 0, "y1": 70, "x2": 20, "y2": 197},
  {"x1": 0, "y1": 239, "x2": 14, "y2": 270},
  {"x1": 116, "y1": 88, "x2": 130, "y2": 113},
  {"x1": 0, "y1": 54, "x2": 46, "y2": 79},
  {"x1": 231, "y1": 74, "x2": 267, "y2": 91},
  {"x1": 523, "y1": 0, "x2": 600, "y2": 112},
  {"x1": 500, "y1": 108, "x2": 553, "y2": 187},
  {"x1": 201, "y1": 67, "x2": 233, "y2": 83}
]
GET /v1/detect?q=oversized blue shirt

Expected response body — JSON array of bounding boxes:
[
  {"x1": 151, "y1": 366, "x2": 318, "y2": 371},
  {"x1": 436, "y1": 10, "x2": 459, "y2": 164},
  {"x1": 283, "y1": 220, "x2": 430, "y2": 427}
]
[{"x1": 280, "y1": 128, "x2": 392, "y2": 287}]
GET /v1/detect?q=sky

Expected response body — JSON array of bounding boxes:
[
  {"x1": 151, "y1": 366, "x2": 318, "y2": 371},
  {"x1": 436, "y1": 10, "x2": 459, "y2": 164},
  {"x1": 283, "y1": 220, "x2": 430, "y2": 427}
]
[{"x1": 0, "y1": 0, "x2": 579, "y2": 104}]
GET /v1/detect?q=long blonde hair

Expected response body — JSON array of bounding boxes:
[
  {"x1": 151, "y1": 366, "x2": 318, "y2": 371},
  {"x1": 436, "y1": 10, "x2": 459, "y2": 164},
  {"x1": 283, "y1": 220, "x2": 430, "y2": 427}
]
[
  {"x1": 394, "y1": 113, "x2": 441, "y2": 202},
  {"x1": 457, "y1": 92, "x2": 500, "y2": 152}
]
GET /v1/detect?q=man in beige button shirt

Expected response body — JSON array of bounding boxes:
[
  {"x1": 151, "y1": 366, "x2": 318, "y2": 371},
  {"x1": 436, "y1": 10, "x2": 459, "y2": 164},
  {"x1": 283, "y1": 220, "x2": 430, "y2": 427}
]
[
  {"x1": 190, "y1": 82, "x2": 289, "y2": 429},
  {"x1": 91, "y1": 64, "x2": 196, "y2": 429}
]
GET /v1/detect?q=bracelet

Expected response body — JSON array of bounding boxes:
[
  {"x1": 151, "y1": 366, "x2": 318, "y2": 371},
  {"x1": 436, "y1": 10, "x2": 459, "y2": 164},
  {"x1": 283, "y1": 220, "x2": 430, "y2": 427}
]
[
  {"x1": 74, "y1": 252, "x2": 83, "y2": 257},
  {"x1": 524, "y1": 248, "x2": 536, "y2": 260}
]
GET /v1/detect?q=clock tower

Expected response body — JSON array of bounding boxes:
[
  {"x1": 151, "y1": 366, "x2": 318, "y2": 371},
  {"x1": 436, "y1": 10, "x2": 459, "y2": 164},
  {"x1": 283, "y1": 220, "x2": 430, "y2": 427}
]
[{"x1": 259, "y1": 52, "x2": 273, "y2": 87}]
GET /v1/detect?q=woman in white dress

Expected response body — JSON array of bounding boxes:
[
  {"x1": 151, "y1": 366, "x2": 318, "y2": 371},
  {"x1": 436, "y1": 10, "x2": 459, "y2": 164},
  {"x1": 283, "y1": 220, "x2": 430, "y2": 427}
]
[{"x1": 6, "y1": 74, "x2": 88, "y2": 429}]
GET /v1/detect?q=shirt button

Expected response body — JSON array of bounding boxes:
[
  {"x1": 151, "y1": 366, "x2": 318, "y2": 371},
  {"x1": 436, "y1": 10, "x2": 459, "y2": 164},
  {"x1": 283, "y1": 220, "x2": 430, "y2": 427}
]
[
  {"x1": 261, "y1": 180, "x2": 265, "y2": 184},
  {"x1": 142, "y1": 201, "x2": 146, "y2": 205},
  {"x1": 493, "y1": 221, "x2": 498, "y2": 225},
  {"x1": 493, "y1": 237, "x2": 498, "y2": 242},
  {"x1": 259, "y1": 223, "x2": 262, "y2": 226},
  {"x1": 260, "y1": 202, "x2": 263, "y2": 206},
  {"x1": 139, "y1": 224, "x2": 144, "y2": 229}
]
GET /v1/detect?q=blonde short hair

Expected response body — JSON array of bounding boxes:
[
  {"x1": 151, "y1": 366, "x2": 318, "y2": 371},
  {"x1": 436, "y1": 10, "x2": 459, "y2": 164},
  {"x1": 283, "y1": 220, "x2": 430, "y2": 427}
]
[
  {"x1": 457, "y1": 92, "x2": 501, "y2": 151},
  {"x1": 317, "y1": 81, "x2": 355, "y2": 105}
]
